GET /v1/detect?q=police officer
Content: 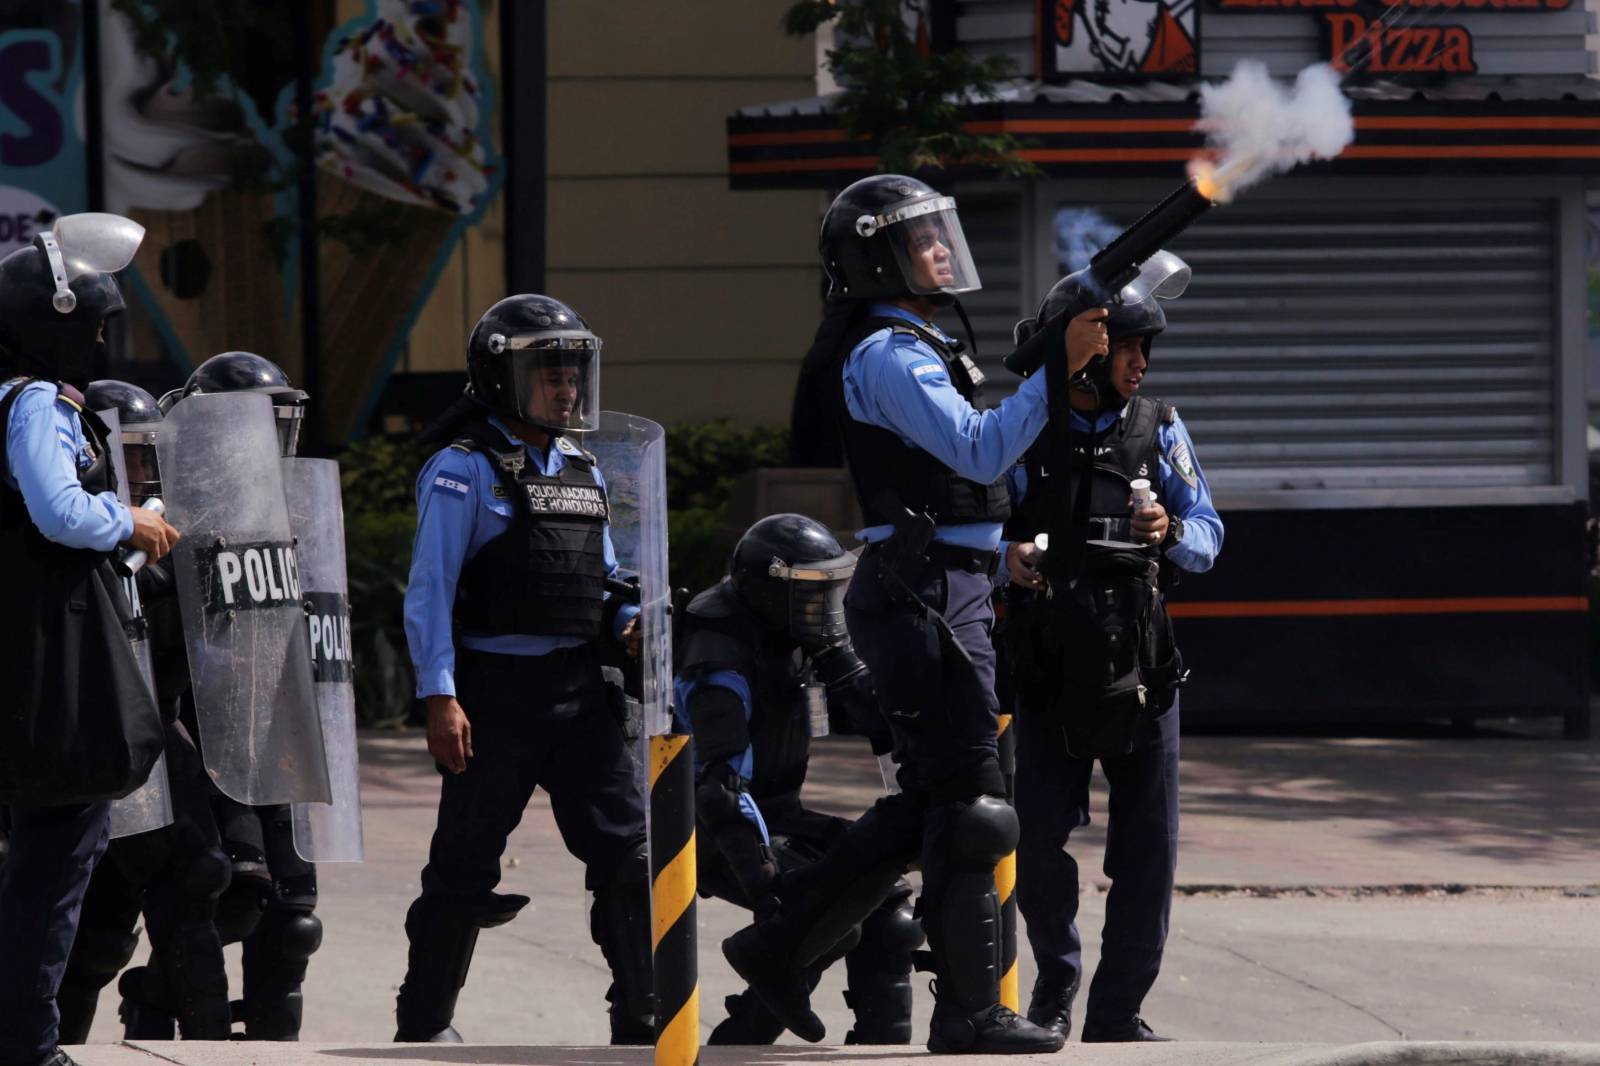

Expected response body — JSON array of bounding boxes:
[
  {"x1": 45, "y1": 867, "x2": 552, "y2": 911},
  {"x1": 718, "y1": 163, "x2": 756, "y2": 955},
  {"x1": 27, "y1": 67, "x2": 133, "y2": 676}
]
[
  {"x1": 722, "y1": 176, "x2": 1104, "y2": 1055},
  {"x1": 176, "y1": 351, "x2": 320, "y2": 1041},
  {"x1": 1002, "y1": 287, "x2": 1222, "y2": 1043},
  {"x1": 395, "y1": 294, "x2": 652, "y2": 1044},
  {"x1": 0, "y1": 215, "x2": 179, "y2": 1066},
  {"x1": 56, "y1": 379, "x2": 233, "y2": 1042},
  {"x1": 678, "y1": 514, "x2": 922, "y2": 1046}
]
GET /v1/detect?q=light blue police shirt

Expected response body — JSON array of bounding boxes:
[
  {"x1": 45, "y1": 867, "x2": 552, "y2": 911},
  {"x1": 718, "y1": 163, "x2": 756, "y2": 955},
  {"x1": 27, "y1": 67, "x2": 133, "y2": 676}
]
[
  {"x1": 0, "y1": 379, "x2": 132, "y2": 551},
  {"x1": 842, "y1": 302, "x2": 1051, "y2": 552},
  {"x1": 404, "y1": 416, "x2": 638, "y2": 699}
]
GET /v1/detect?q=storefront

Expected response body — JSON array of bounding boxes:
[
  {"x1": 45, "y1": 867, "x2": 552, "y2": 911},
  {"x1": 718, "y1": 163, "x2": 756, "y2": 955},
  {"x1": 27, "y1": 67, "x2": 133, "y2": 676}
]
[{"x1": 727, "y1": 1, "x2": 1600, "y2": 735}]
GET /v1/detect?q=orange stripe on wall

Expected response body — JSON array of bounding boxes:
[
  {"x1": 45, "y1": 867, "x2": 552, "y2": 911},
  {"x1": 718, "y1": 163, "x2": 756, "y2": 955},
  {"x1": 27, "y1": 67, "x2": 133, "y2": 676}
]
[
  {"x1": 730, "y1": 115, "x2": 1600, "y2": 151},
  {"x1": 1168, "y1": 596, "x2": 1589, "y2": 619},
  {"x1": 1342, "y1": 144, "x2": 1600, "y2": 160}
]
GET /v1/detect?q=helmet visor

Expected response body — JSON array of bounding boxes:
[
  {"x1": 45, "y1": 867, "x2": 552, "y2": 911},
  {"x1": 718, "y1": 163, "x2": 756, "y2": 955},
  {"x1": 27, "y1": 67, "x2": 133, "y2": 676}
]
[
  {"x1": 878, "y1": 197, "x2": 982, "y2": 296},
  {"x1": 1120, "y1": 249, "x2": 1191, "y2": 304},
  {"x1": 275, "y1": 405, "x2": 304, "y2": 457},
  {"x1": 120, "y1": 429, "x2": 161, "y2": 505},
  {"x1": 508, "y1": 334, "x2": 601, "y2": 433},
  {"x1": 51, "y1": 213, "x2": 145, "y2": 279},
  {"x1": 774, "y1": 551, "x2": 857, "y2": 646}
]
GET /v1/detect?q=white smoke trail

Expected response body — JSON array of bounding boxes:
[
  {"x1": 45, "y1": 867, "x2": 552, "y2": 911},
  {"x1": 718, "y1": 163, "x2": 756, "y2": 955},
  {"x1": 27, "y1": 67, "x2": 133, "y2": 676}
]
[{"x1": 1191, "y1": 60, "x2": 1354, "y2": 202}]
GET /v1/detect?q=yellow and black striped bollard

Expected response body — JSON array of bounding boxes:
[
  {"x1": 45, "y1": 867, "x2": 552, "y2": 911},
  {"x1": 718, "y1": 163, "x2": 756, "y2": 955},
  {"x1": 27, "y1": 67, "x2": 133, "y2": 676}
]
[
  {"x1": 649, "y1": 733, "x2": 699, "y2": 1066},
  {"x1": 996, "y1": 712, "x2": 1020, "y2": 1012}
]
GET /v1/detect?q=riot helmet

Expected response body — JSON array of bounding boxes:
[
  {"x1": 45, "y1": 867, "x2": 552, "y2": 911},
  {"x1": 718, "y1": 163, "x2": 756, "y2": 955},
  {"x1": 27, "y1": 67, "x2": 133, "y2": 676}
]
[
  {"x1": 820, "y1": 175, "x2": 981, "y2": 302},
  {"x1": 730, "y1": 514, "x2": 857, "y2": 648},
  {"x1": 0, "y1": 213, "x2": 145, "y2": 388},
  {"x1": 86, "y1": 379, "x2": 163, "y2": 504},
  {"x1": 1013, "y1": 249, "x2": 1190, "y2": 398},
  {"x1": 466, "y1": 295, "x2": 600, "y2": 434},
  {"x1": 183, "y1": 351, "x2": 308, "y2": 456}
]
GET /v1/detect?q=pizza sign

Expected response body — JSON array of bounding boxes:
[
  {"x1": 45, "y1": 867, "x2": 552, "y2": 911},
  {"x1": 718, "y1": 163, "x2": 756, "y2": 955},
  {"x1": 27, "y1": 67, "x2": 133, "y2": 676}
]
[{"x1": 1213, "y1": 0, "x2": 1570, "y2": 77}]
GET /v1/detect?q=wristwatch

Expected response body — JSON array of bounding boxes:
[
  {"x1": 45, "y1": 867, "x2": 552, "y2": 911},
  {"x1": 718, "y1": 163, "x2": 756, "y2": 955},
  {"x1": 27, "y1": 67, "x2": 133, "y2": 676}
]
[{"x1": 1162, "y1": 515, "x2": 1185, "y2": 551}]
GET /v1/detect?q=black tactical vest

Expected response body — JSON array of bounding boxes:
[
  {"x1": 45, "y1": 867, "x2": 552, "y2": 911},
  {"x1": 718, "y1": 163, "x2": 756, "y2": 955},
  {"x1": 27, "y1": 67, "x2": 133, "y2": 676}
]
[
  {"x1": 678, "y1": 583, "x2": 813, "y2": 808},
  {"x1": 835, "y1": 316, "x2": 1011, "y2": 528},
  {"x1": 1004, "y1": 395, "x2": 1172, "y2": 546},
  {"x1": 0, "y1": 378, "x2": 163, "y2": 804},
  {"x1": 448, "y1": 418, "x2": 610, "y2": 639}
]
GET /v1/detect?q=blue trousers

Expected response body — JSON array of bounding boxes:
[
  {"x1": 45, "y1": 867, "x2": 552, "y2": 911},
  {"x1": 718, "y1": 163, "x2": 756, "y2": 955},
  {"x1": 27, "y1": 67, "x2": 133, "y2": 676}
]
[
  {"x1": 1014, "y1": 700, "x2": 1180, "y2": 1027},
  {"x1": 0, "y1": 801, "x2": 111, "y2": 1062}
]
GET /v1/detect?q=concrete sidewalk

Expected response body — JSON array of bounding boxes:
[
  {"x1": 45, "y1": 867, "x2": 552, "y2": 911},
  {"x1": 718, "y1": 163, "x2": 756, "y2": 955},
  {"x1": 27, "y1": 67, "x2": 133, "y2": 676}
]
[
  {"x1": 63, "y1": 1040, "x2": 1600, "y2": 1064},
  {"x1": 74, "y1": 728, "x2": 1600, "y2": 1050}
]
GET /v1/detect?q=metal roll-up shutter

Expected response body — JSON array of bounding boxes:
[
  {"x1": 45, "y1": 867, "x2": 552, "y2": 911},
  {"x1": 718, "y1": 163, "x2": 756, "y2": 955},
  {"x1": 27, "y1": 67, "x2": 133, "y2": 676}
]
[{"x1": 1049, "y1": 196, "x2": 1558, "y2": 494}]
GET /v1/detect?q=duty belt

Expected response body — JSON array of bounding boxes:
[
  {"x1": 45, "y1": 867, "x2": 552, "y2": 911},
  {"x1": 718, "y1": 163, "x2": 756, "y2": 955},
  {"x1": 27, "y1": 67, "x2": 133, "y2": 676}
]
[{"x1": 866, "y1": 540, "x2": 998, "y2": 576}]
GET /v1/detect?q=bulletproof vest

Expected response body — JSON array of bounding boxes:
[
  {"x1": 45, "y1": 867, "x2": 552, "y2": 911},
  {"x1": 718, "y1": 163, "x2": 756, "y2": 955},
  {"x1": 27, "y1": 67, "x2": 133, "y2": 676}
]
[
  {"x1": 0, "y1": 378, "x2": 164, "y2": 804},
  {"x1": 1002, "y1": 397, "x2": 1185, "y2": 749},
  {"x1": 447, "y1": 418, "x2": 609, "y2": 639},
  {"x1": 1004, "y1": 395, "x2": 1172, "y2": 546},
  {"x1": 835, "y1": 316, "x2": 1010, "y2": 529},
  {"x1": 678, "y1": 582, "x2": 812, "y2": 806}
]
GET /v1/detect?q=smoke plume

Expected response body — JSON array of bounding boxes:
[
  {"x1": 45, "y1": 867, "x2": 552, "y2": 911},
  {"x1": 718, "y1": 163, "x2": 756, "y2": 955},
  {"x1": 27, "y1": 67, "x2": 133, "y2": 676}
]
[{"x1": 1192, "y1": 61, "x2": 1354, "y2": 201}]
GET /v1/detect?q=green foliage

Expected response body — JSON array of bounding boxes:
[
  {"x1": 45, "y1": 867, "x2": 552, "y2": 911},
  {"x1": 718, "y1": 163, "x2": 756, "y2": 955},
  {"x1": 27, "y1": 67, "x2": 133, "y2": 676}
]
[
  {"x1": 783, "y1": 0, "x2": 1037, "y2": 177},
  {"x1": 666, "y1": 419, "x2": 790, "y2": 510},
  {"x1": 665, "y1": 419, "x2": 791, "y2": 594},
  {"x1": 339, "y1": 436, "x2": 431, "y2": 726},
  {"x1": 346, "y1": 509, "x2": 418, "y2": 728},
  {"x1": 668, "y1": 506, "x2": 731, "y2": 599}
]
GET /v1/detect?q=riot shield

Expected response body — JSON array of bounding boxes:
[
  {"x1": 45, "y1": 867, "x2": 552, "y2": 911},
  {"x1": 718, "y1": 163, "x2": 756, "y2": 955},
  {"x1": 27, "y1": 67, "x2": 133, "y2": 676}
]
[
  {"x1": 97, "y1": 406, "x2": 172, "y2": 839},
  {"x1": 285, "y1": 458, "x2": 364, "y2": 862},
  {"x1": 587, "y1": 413, "x2": 672, "y2": 740},
  {"x1": 156, "y1": 392, "x2": 330, "y2": 805}
]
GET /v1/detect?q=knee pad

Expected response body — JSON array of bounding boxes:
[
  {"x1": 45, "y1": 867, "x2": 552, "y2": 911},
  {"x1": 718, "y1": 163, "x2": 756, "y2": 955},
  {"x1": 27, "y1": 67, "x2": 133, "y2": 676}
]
[
  {"x1": 949, "y1": 796, "x2": 1018, "y2": 866},
  {"x1": 215, "y1": 870, "x2": 270, "y2": 945},
  {"x1": 69, "y1": 925, "x2": 141, "y2": 985},
  {"x1": 261, "y1": 907, "x2": 323, "y2": 964},
  {"x1": 858, "y1": 889, "x2": 923, "y2": 965},
  {"x1": 180, "y1": 846, "x2": 232, "y2": 901}
]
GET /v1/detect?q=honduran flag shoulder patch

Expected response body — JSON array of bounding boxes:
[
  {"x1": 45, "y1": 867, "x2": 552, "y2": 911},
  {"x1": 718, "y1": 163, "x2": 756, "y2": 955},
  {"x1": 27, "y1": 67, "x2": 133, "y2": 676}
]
[{"x1": 431, "y1": 472, "x2": 471, "y2": 498}]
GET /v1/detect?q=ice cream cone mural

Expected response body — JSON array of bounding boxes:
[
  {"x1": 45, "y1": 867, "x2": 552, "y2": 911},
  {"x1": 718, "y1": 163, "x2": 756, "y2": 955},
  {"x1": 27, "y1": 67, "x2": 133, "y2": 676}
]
[
  {"x1": 308, "y1": 0, "x2": 497, "y2": 439},
  {"x1": 98, "y1": 0, "x2": 501, "y2": 439}
]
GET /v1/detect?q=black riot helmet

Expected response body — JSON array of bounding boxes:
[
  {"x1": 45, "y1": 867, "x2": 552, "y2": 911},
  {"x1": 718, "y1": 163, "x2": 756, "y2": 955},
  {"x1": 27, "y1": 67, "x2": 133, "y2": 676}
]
[
  {"x1": 730, "y1": 514, "x2": 858, "y2": 648},
  {"x1": 184, "y1": 351, "x2": 308, "y2": 457},
  {"x1": 1013, "y1": 248, "x2": 1190, "y2": 400},
  {"x1": 466, "y1": 294, "x2": 600, "y2": 433},
  {"x1": 86, "y1": 379, "x2": 163, "y2": 504},
  {"x1": 0, "y1": 213, "x2": 145, "y2": 388},
  {"x1": 1107, "y1": 293, "x2": 1166, "y2": 358},
  {"x1": 820, "y1": 175, "x2": 981, "y2": 302}
]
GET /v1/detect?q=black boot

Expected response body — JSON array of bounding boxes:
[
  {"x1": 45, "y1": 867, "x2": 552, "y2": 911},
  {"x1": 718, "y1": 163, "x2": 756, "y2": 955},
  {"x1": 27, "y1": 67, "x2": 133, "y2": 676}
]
[
  {"x1": 239, "y1": 902, "x2": 321, "y2": 1040},
  {"x1": 721, "y1": 923, "x2": 825, "y2": 1043},
  {"x1": 591, "y1": 844, "x2": 655, "y2": 1045},
  {"x1": 706, "y1": 989, "x2": 787, "y2": 1046},
  {"x1": 393, "y1": 893, "x2": 527, "y2": 1042},
  {"x1": 842, "y1": 886, "x2": 920, "y2": 1044},
  {"x1": 117, "y1": 966, "x2": 177, "y2": 1040},
  {"x1": 1081, "y1": 1015, "x2": 1170, "y2": 1042},
  {"x1": 921, "y1": 798, "x2": 1064, "y2": 1055},
  {"x1": 1025, "y1": 972, "x2": 1080, "y2": 1040}
]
